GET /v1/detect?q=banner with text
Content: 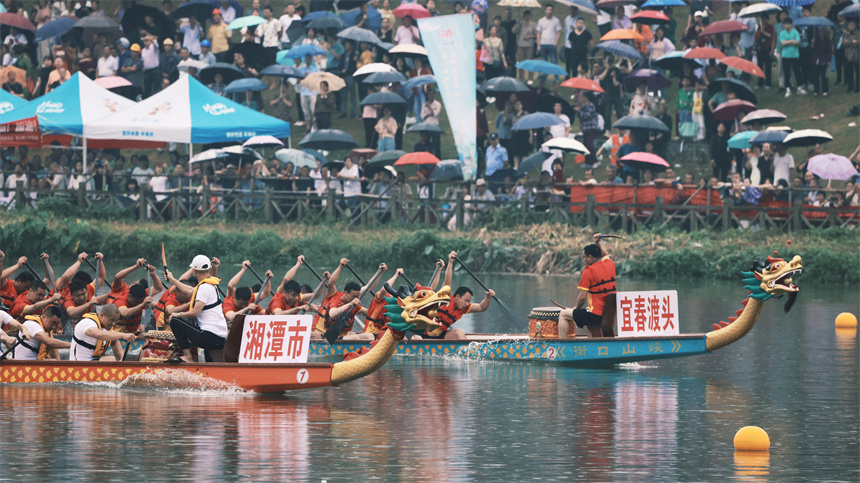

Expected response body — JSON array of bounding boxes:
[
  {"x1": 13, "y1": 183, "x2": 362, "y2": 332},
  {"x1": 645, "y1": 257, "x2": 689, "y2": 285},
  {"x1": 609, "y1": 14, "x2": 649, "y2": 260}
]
[
  {"x1": 0, "y1": 116, "x2": 41, "y2": 148},
  {"x1": 418, "y1": 14, "x2": 477, "y2": 180},
  {"x1": 240, "y1": 315, "x2": 313, "y2": 363},
  {"x1": 615, "y1": 290, "x2": 679, "y2": 337}
]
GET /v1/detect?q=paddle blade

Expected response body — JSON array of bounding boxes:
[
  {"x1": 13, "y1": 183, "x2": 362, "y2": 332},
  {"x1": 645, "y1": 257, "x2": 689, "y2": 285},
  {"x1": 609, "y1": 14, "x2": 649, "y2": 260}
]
[
  {"x1": 324, "y1": 316, "x2": 350, "y2": 345},
  {"x1": 495, "y1": 297, "x2": 527, "y2": 331}
]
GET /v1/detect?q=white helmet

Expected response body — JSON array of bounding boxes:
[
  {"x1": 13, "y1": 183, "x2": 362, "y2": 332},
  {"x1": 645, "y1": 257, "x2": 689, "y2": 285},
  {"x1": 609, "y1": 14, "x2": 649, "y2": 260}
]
[{"x1": 190, "y1": 255, "x2": 211, "y2": 270}]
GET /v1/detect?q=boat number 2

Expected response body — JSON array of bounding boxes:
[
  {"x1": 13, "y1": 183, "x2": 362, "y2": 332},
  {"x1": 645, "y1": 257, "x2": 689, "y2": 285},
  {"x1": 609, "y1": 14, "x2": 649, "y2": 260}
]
[
  {"x1": 296, "y1": 369, "x2": 309, "y2": 384},
  {"x1": 544, "y1": 347, "x2": 556, "y2": 360}
]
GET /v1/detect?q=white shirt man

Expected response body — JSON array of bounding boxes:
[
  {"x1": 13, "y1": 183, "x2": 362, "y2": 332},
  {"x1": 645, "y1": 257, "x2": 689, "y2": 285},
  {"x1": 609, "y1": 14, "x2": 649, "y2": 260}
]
[
  {"x1": 549, "y1": 113, "x2": 571, "y2": 139},
  {"x1": 279, "y1": 9, "x2": 301, "y2": 47},
  {"x1": 421, "y1": 97, "x2": 442, "y2": 124},
  {"x1": 4, "y1": 171, "x2": 27, "y2": 190},
  {"x1": 97, "y1": 51, "x2": 118, "y2": 77},
  {"x1": 339, "y1": 162, "x2": 362, "y2": 197},
  {"x1": 258, "y1": 10, "x2": 282, "y2": 48},
  {"x1": 394, "y1": 24, "x2": 420, "y2": 45},
  {"x1": 536, "y1": 12, "x2": 562, "y2": 47},
  {"x1": 773, "y1": 151, "x2": 795, "y2": 185},
  {"x1": 180, "y1": 22, "x2": 203, "y2": 56},
  {"x1": 193, "y1": 281, "x2": 228, "y2": 338},
  {"x1": 141, "y1": 38, "x2": 159, "y2": 70}
]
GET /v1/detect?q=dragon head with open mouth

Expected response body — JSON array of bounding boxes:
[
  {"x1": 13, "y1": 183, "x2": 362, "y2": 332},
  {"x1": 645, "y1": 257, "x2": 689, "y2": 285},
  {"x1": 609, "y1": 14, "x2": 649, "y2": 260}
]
[
  {"x1": 382, "y1": 283, "x2": 452, "y2": 333},
  {"x1": 743, "y1": 254, "x2": 803, "y2": 312}
]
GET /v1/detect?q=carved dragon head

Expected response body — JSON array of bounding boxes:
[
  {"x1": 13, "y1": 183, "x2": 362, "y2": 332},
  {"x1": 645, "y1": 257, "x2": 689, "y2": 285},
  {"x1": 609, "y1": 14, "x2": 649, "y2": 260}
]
[
  {"x1": 382, "y1": 283, "x2": 452, "y2": 333},
  {"x1": 742, "y1": 254, "x2": 802, "y2": 312}
]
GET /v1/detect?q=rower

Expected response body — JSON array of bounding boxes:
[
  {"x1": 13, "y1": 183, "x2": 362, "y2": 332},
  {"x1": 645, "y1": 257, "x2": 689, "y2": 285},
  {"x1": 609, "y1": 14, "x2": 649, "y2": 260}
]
[
  {"x1": 69, "y1": 304, "x2": 137, "y2": 361},
  {"x1": 1, "y1": 308, "x2": 30, "y2": 348},
  {"x1": 267, "y1": 256, "x2": 314, "y2": 315},
  {"x1": 558, "y1": 233, "x2": 617, "y2": 338},
  {"x1": 55, "y1": 252, "x2": 108, "y2": 321},
  {"x1": 10, "y1": 280, "x2": 62, "y2": 319},
  {"x1": 312, "y1": 259, "x2": 381, "y2": 341},
  {"x1": 223, "y1": 261, "x2": 273, "y2": 322},
  {"x1": 166, "y1": 255, "x2": 229, "y2": 363},
  {"x1": 363, "y1": 267, "x2": 404, "y2": 337},
  {"x1": 13, "y1": 305, "x2": 70, "y2": 360},
  {"x1": 154, "y1": 277, "x2": 196, "y2": 331},
  {"x1": 414, "y1": 251, "x2": 494, "y2": 340},
  {"x1": 0, "y1": 252, "x2": 35, "y2": 308},
  {"x1": 108, "y1": 259, "x2": 163, "y2": 336}
]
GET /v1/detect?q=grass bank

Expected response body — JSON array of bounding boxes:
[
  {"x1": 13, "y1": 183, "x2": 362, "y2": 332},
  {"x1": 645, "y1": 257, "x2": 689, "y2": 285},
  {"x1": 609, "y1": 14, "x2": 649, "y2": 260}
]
[{"x1": 0, "y1": 215, "x2": 855, "y2": 286}]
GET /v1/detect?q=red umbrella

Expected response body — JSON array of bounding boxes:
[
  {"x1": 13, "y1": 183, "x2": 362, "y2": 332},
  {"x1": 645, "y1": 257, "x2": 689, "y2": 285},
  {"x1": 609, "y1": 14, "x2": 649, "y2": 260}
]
[
  {"x1": 631, "y1": 11, "x2": 671, "y2": 24},
  {"x1": 700, "y1": 20, "x2": 749, "y2": 37},
  {"x1": 684, "y1": 47, "x2": 726, "y2": 60},
  {"x1": 560, "y1": 77, "x2": 605, "y2": 93},
  {"x1": 394, "y1": 152, "x2": 440, "y2": 166},
  {"x1": 619, "y1": 152, "x2": 670, "y2": 172},
  {"x1": 393, "y1": 4, "x2": 431, "y2": 19},
  {"x1": 0, "y1": 12, "x2": 36, "y2": 31},
  {"x1": 720, "y1": 56, "x2": 764, "y2": 78},
  {"x1": 712, "y1": 99, "x2": 757, "y2": 122}
]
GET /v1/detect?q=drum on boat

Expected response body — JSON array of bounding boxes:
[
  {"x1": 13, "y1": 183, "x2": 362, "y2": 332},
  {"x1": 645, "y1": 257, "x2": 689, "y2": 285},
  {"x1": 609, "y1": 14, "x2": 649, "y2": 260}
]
[
  {"x1": 139, "y1": 331, "x2": 182, "y2": 361},
  {"x1": 528, "y1": 307, "x2": 573, "y2": 338}
]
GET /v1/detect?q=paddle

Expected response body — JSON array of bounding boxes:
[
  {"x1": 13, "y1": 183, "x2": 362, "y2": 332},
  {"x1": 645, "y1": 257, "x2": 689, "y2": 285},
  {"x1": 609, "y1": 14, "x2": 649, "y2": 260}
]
[
  {"x1": 247, "y1": 265, "x2": 265, "y2": 285},
  {"x1": 84, "y1": 257, "x2": 99, "y2": 281},
  {"x1": 427, "y1": 261, "x2": 443, "y2": 287},
  {"x1": 400, "y1": 273, "x2": 416, "y2": 290},
  {"x1": 599, "y1": 234, "x2": 624, "y2": 240},
  {"x1": 302, "y1": 259, "x2": 324, "y2": 282},
  {"x1": 254, "y1": 273, "x2": 272, "y2": 310},
  {"x1": 161, "y1": 243, "x2": 169, "y2": 284},
  {"x1": 0, "y1": 338, "x2": 22, "y2": 360},
  {"x1": 453, "y1": 256, "x2": 527, "y2": 331},
  {"x1": 323, "y1": 265, "x2": 385, "y2": 345},
  {"x1": 41, "y1": 256, "x2": 57, "y2": 294},
  {"x1": 23, "y1": 261, "x2": 42, "y2": 284}
]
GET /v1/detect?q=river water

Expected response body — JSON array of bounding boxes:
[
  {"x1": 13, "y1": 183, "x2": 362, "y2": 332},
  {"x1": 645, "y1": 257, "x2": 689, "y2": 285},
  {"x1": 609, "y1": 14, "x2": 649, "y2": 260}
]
[{"x1": 0, "y1": 263, "x2": 857, "y2": 481}]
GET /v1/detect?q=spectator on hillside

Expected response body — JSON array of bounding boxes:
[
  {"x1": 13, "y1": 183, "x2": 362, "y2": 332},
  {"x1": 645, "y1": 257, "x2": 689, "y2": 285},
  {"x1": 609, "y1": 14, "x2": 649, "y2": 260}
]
[
  {"x1": 779, "y1": 17, "x2": 805, "y2": 97},
  {"x1": 514, "y1": 9, "x2": 537, "y2": 83},
  {"x1": 298, "y1": 54, "x2": 320, "y2": 130},
  {"x1": 160, "y1": 38, "x2": 180, "y2": 83},
  {"x1": 375, "y1": 107, "x2": 398, "y2": 152},
  {"x1": 96, "y1": 45, "x2": 117, "y2": 78},
  {"x1": 485, "y1": 133, "x2": 509, "y2": 178},
  {"x1": 843, "y1": 19, "x2": 860, "y2": 94},
  {"x1": 314, "y1": 80, "x2": 334, "y2": 130},
  {"x1": 395, "y1": 15, "x2": 421, "y2": 45},
  {"x1": 199, "y1": 40, "x2": 216, "y2": 65},
  {"x1": 612, "y1": 6, "x2": 631, "y2": 30},
  {"x1": 574, "y1": 93, "x2": 601, "y2": 167},
  {"x1": 567, "y1": 18, "x2": 592, "y2": 78},
  {"x1": 536, "y1": 5, "x2": 562, "y2": 76},
  {"x1": 180, "y1": 16, "x2": 203, "y2": 57},
  {"x1": 772, "y1": 142, "x2": 795, "y2": 186},
  {"x1": 208, "y1": 9, "x2": 231, "y2": 56}
]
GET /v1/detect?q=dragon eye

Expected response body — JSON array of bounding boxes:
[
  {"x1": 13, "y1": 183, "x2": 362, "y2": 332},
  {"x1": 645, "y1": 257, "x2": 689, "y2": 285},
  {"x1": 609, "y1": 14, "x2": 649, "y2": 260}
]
[
  {"x1": 772, "y1": 263, "x2": 782, "y2": 270},
  {"x1": 418, "y1": 291, "x2": 427, "y2": 298}
]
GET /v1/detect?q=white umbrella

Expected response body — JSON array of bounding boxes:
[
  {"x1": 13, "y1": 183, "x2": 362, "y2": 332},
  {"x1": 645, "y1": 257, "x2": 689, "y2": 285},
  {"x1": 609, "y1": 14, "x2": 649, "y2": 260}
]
[
  {"x1": 783, "y1": 129, "x2": 833, "y2": 147},
  {"x1": 177, "y1": 59, "x2": 209, "y2": 73},
  {"x1": 389, "y1": 44, "x2": 428, "y2": 56},
  {"x1": 243, "y1": 135, "x2": 284, "y2": 148},
  {"x1": 541, "y1": 137, "x2": 590, "y2": 154},
  {"x1": 739, "y1": 3, "x2": 782, "y2": 18},
  {"x1": 190, "y1": 149, "x2": 229, "y2": 163},
  {"x1": 354, "y1": 62, "x2": 396, "y2": 77}
]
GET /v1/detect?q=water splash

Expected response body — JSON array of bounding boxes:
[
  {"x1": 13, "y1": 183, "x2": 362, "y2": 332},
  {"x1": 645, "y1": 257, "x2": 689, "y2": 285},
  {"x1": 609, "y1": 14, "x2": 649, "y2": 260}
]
[{"x1": 117, "y1": 368, "x2": 250, "y2": 395}]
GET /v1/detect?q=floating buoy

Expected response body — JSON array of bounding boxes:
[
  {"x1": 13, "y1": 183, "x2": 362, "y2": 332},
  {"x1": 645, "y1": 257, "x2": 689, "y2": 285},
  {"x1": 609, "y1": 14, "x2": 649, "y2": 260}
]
[
  {"x1": 835, "y1": 313, "x2": 858, "y2": 328},
  {"x1": 734, "y1": 426, "x2": 770, "y2": 451}
]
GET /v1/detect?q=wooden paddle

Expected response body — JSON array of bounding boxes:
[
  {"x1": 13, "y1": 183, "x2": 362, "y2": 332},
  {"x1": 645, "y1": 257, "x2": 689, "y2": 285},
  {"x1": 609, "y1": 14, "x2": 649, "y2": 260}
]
[
  {"x1": 161, "y1": 243, "x2": 169, "y2": 283},
  {"x1": 41, "y1": 256, "x2": 57, "y2": 293},
  {"x1": 400, "y1": 273, "x2": 416, "y2": 290},
  {"x1": 599, "y1": 234, "x2": 624, "y2": 240},
  {"x1": 247, "y1": 265, "x2": 265, "y2": 285},
  {"x1": 84, "y1": 257, "x2": 99, "y2": 281},
  {"x1": 0, "y1": 338, "x2": 22, "y2": 360},
  {"x1": 302, "y1": 259, "x2": 324, "y2": 282},
  {"x1": 427, "y1": 261, "x2": 443, "y2": 287},
  {"x1": 453, "y1": 256, "x2": 527, "y2": 331},
  {"x1": 22, "y1": 261, "x2": 42, "y2": 284},
  {"x1": 254, "y1": 273, "x2": 271, "y2": 309},
  {"x1": 550, "y1": 298, "x2": 568, "y2": 310}
]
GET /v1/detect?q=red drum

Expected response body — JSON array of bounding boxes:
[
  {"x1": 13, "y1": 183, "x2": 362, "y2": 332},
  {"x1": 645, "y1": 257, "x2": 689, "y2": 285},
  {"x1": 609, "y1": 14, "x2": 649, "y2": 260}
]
[
  {"x1": 139, "y1": 331, "x2": 182, "y2": 361},
  {"x1": 528, "y1": 307, "x2": 573, "y2": 338}
]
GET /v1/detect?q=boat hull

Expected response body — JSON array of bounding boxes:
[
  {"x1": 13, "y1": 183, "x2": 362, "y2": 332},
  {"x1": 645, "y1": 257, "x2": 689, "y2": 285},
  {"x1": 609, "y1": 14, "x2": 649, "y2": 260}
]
[{"x1": 0, "y1": 360, "x2": 335, "y2": 393}]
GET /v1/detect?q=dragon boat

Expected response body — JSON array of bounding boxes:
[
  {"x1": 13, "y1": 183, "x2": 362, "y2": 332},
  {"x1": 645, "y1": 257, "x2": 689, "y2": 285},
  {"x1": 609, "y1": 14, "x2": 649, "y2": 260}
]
[
  {"x1": 307, "y1": 254, "x2": 803, "y2": 365},
  {"x1": 0, "y1": 288, "x2": 452, "y2": 393}
]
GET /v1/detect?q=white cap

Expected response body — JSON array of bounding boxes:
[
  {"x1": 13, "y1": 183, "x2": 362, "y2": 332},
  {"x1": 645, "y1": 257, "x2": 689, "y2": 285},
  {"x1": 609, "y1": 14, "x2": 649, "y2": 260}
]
[
  {"x1": 190, "y1": 255, "x2": 211, "y2": 270},
  {"x1": 475, "y1": 178, "x2": 487, "y2": 186}
]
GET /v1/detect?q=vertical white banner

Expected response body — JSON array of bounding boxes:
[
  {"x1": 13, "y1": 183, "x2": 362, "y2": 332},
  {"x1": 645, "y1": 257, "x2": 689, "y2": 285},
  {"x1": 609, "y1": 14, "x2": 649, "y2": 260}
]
[{"x1": 239, "y1": 315, "x2": 313, "y2": 363}]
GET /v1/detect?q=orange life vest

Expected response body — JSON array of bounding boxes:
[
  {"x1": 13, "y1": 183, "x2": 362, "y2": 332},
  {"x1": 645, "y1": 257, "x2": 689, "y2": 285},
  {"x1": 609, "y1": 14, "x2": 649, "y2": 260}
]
[
  {"x1": 17, "y1": 315, "x2": 52, "y2": 360},
  {"x1": 75, "y1": 313, "x2": 110, "y2": 358}
]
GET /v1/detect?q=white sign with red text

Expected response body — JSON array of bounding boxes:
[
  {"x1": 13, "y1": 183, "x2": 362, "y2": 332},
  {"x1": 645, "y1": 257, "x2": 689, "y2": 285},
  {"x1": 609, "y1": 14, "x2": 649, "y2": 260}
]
[
  {"x1": 615, "y1": 290, "x2": 679, "y2": 337},
  {"x1": 239, "y1": 315, "x2": 313, "y2": 364}
]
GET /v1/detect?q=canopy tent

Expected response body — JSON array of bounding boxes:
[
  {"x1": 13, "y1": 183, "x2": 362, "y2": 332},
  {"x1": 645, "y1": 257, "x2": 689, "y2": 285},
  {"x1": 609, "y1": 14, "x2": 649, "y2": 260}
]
[
  {"x1": 85, "y1": 75, "x2": 290, "y2": 144},
  {"x1": 0, "y1": 89, "x2": 26, "y2": 115}
]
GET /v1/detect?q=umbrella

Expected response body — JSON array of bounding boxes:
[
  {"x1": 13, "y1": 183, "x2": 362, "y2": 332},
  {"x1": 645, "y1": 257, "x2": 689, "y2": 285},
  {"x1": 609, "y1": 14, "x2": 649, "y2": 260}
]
[
  {"x1": 728, "y1": 131, "x2": 759, "y2": 150},
  {"x1": 533, "y1": 94, "x2": 575, "y2": 119},
  {"x1": 516, "y1": 151, "x2": 552, "y2": 175},
  {"x1": 749, "y1": 129, "x2": 789, "y2": 145},
  {"x1": 641, "y1": 0, "x2": 687, "y2": 7},
  {"x1": 227, "y1": 15, "x2": 266, "y2": 30},
  {"x1": 625, "y1": 69, "x2": 672, "y2": 90},
  {"x1": 600, "y1": 29, "x2": 644, "y2": 42},
  {"x1": 515, "y1": 60, "x2": 568, "y2": 77},
  {"x1": 72, "y1": 15, "x2": 120, "y2": 46},
  {"x1": 596, "y1": 0, "x2": 638, "y2": 9},
  {"x1": 368, "y1": 150, "x2": 407, "y2": 168},
  {"x1": 512, "y1": 112, "x2": 564, "y2": 130},
  {"x1": 173, "y1": 0, "x2": 216, "y2": 20},
  {"x1": 393, "y1": 4, "x2": 431, "y2": 19},
  {"x1": 613, "y1": 114, "x2": 670, "y2": 132},
  {"x1": 219, "y1": 145, "x2": 263, "y2": 164},
  {"x1": 337, "y1": 26, "x2": 382, "y2": 46},
  {"x1": 653, "y1": 51, "x2": 702, "y2": 72},
  {"x1": 298, "y1": 129, "x2": 358, "y2": 150},
  {"x1": 712, "y1": 99, "x2": 757, "y2": 121},
  {"x1": 354, "y1": 63, "x2": 396, "y2": 77},
  {"x1": 483, "y1": 76, "x2": 530, "y2": 93},
  {"x1": 720, "y1": 56, "x2": 764, "y2": 78},
  {"x1": 783, "y1": 129, "x2": 833, "y2": 147},
  {"x1": 555, "y1": 0, "x2": 598, "y2": 15},
  {"x1": 500, "y1": 0, "x2": 541, "y2": 6},
  {"x1": 301, "y1": 11, "x2": 339, "y2": 23},
  {"x1": 227, "y1": 42, "x2": 270, "y2": 70},
  {"x1": 363, "y1": 71, "x2": 409, "y2": 84},
  {"x1": 394, "y1": 152, "x2": 440, "y2": 166},
  {"x1": 741, "y1": 109, "x2": 786, "y2": 125},
  {"x1": 794, "y1": 17, "x2": 837, "y2": 28},
  {"x1": 302, "y1": 149, "x2": 329, "y2": 165},
  {"x1": 260, "y1": 64, "x2": 306, "y2": 78},
  {"x1": 595, "y1": 41, "x2": 642, "y2": 61},
  {"x1": 341, "y1": 5, "x2": 383, "y2": 30},
  {"x1": 766, "y1": 0, "x2": 816, "y2": 6},
  {"x1": 360, "y1": 91, "x2": 407, "y2": 106},
  {"x1": 308, "y1": 16, "x2": 347, "y2": 31},
  {"x1": 209, "y1": 0, "x2": 244, "y2": 17},
  {"x1": 121, "y1": 4, "x2": 175, "y2": 44},
  {"x1": 631, "y1": 11, "x2": 671, "y2": 24},
  {"x1": 94, "y1": 76, "x2": 132, "y2": 89},
  {"x1": 224, "y1": 78, "x2": 268, "y2": 93},
  {"x1": 700, "y1": 20, "x2": 749, "y2": 37},
  {"x1": 708, "y1": 77, "x2": 758, "y2": 104},
  {"x1": 807, "y1": 154, "x2": 859, "y2": 181},
  {"x1": 177, "y1": 59, "x2": 210, "y2": 73},
  {"x1": 430, "y1": 160, "x2": 464, "y2": 180},
  {"x1": 302, "y1": 71, "x2": 346, "y2": 92},
  {"x1": 190, "y1": 148, "x2": 230, "y2": 163},
  {"x1": 276, "y1": 149, "x2": 319, "y2": 169},
  {"x1": 560, "y1": 77, "x2": 605, "y2": 93},
  {"x1": 0, "y1": 12, "x2": 35, "y2": 31},
  {"x1": 542, "y1": 137, "x2": 589, "y2": 154},
  {"x1": 684, "y1": 47, "x2": 726, "y2": 60},
  {"x1": 244, "y1": 135, "x2": 284, "y2": 148},
  {"x1": 840, "y1": 3, "x2": 860, "y2": 18},
  {"x1": 34, "y1": 17, "x2": 76, "y2": 42},
  {"x1": 619, "y1": 152, "x2": 670, "y2": 172},
  {"x1": 278, "y1": 44, "x2": 326, "y2": 62},
  {"x1": 406, "y1": 122, "x2": 444, "y2": 134},
  {"x1": 389, "y1": 44, "x2": 428, "y2": 56},
  {"x1": 198, "y1": 62, "x2": 246, "y2": 84},
  {"x1": 739, "y1": 3, "x2": 782, "y2": 17},
  {"x1": 401, "y1": 75, "x2": 437, "y2": 92}
]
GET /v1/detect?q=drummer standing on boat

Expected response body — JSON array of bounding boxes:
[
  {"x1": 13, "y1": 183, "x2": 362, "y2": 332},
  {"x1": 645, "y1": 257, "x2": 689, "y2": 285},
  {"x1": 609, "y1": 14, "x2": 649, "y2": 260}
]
[
  {"x1": 558, "y1": 233, "x2": 616, "y2": 338},
  {"x1": 166, "y1": 255, "x2": 229, "y2": 362}
]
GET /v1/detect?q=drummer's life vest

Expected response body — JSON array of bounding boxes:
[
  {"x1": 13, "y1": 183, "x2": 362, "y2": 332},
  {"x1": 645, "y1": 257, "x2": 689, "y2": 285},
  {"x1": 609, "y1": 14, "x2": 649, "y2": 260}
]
[
  {"x1": 580, "y1": 257, "x2": 617, "y2": 316},
  {"x1": 191, "y1": 277, "x2": 222, "y2": 317},
  {"x1": 74, "y1": 313, "x2": 110, "y2": 358},
  {"x1": 17, "y1": 315, "x2": 51, "y2": 360}
]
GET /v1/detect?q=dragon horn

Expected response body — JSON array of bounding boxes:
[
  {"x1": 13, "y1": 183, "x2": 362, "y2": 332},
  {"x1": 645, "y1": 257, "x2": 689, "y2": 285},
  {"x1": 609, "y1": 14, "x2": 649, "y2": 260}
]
[{"x1": 383, "y1": 282, "x2": 399, "y2": 297}]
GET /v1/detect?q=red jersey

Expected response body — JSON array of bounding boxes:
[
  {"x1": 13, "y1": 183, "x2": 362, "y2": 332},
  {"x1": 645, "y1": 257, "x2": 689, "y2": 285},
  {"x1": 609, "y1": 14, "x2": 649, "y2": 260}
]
[
  {"x1": 427, "y1": 300, "x2": 471, "y2": 337},
  {"x1": 111, "y1": 282, "x2": 150, "y2": 333},
  {"x1": 0, "y1": 278, "x2": 21, "y2": 307},
  {"x1": 313, "y1": 291, "x2": 361, "y2": 336},
  {"x1": 266, "y1": 294, "x2": 297, "y2": 315},
  {"x1": 223, "y1": 293, "x2": 264, "y2": 316},
  {"x1": 362, "y1": 297, "x2": 389, "y2": 335},
  {"x1": 153, "y1": 286, "x2": 180, "y2": 330},
  {"x1": 577, "y1": 256, "x2": 617, "y2": 316},
  {"x1": 11, "y1": 291, "x2": 36, "y2": 318},
  {"x1": 60, "y1": 282, "x2": 96, "y2": 310}
]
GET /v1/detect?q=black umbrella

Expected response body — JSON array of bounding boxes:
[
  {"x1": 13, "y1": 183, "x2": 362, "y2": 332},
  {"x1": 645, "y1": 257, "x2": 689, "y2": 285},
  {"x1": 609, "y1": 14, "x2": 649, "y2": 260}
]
[
  {"x1": 337, "y1": 0, "x2": 371, "y2": 10},
  {"x1": 173, "y1": 0, "x2": 215, "y2": 20},
  {"x1": 516, "y1": 151, "x2": 553, "y2": 176},
  {"x1": 323, "y1": 160, "x2": 345, "y2": 173},
  {"x1": 367, "y1": 149, "x2": 407, "y2": 168},
  {"x1": 363, "y1": 71, "x2": 408, "y2": 84},
  {"x1": 308, "y1": 16, "x2": 347, "y2": 31},
  {"x1": 72, "y1": 15, "x2": 120, "y2": 46},
  {"x1": 360, "y1": 91, "x2": 407, "y2": 106},
  {"x1": 613, "y1": 114, "x2": 670, "y2": 132},
  {"x1": 482, "y1": 76, "x2": 530, "y2": 93},
  {"x1": 299, "y1": 129, "x2": 359, "y2": 150},
  {"x1": 406, "y1": 122, "x2": 444, "y2": 134},
  {"x1": 227, "y1": 42, "x2": 271, "y2": 71},
  {"x1": 121, "y1": 4, "x2": 175, "y2": 45},
  {"x1": 707, "y1": 77, "x2": 758, "y2": 105},
  {"x1": 285, "y1": 22, "x2": 307, "y2": 44},
  {"x1": 199, "y1": 62, "x2": 246, "y2": 84},
  {"x1": 532, "y1": 94, "x2": 575, "y2": 121},
  {"x1": 260, "y1": 64, "x2": 306, "y2": 78},
  {"x1": 431, "y1": 160, "x2": 464, "y2": 180}
]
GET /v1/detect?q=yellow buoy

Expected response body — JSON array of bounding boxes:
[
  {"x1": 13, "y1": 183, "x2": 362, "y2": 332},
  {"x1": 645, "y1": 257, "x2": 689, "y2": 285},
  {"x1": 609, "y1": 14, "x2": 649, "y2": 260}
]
[
  {"x1": 734, "y1": 426, "x2": 770, "y2": 451},
  {"x1": 835, "y1": 313, "x2": 858, "y2": 328}
]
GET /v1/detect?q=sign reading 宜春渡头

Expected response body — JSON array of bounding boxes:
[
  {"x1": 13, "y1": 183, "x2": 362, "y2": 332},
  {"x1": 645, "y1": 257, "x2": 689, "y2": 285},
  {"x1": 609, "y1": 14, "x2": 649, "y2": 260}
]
[{"x1": 615, "y1": 290, "x2": 679, "y2": 337}]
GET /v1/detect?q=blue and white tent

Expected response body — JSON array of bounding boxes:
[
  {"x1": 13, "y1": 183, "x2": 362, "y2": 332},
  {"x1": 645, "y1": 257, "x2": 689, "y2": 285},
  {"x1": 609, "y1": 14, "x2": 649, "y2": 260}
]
[
  {"x1": 0, "y1": 89, "x2": 27, "y2": 115},
  {"x1": 86, "y1": 75, "x2": 290, "y2": 143}
]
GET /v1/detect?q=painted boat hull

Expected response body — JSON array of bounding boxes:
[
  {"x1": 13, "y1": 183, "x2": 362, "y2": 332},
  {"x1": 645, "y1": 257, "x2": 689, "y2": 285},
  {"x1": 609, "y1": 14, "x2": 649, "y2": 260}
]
[{"x1": 0, "y1": 360, "x2": 335, "y2": 393}]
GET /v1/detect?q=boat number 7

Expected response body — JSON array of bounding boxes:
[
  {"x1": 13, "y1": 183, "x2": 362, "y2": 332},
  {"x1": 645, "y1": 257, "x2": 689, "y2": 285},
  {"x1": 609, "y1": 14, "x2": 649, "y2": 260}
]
[
  {"x1": 545, "y1": 347, "x2": 556, "y2": 360},
  {"x1": 296, "y1": 368, "x2": 309, "y2": 384}
]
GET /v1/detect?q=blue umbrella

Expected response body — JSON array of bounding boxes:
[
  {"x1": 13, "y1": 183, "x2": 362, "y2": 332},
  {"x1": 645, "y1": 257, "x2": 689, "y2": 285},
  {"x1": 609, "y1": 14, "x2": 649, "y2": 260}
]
[
  {"x1": 301, "y1": 148, "x2": 328, "y2": 165},
  {"x1": 35, "y1": 17, "x2": 76, "y2": 42},
  {"x1": 765, "y1": 0, "x2": 815, "y2": 6},
  {"x1": 641, "y1": 0, "x2": 687, "y2": 7},
  {"x1": 512, "y1": 112, "x2": 564, "y2": 131},
  {"x1": 224, "y1": 78, "x2": 268, "y2": 93},
  {"x1": 794, "y1": 17, "x2": 836, "y2": 28},
  {"x1": 227, "y1": 15, "x2": 266, "y2": 31},
  {"x1": 260, "y1": 64, "x2": 306, "y2": 78},
  {"x1": 301, "y1": 11, "x2": 339, "y2": 22},
  {"x1": 595, "y1": 41, "x2": 642, "y2": 61},
  {"x1": 400, "y1": 74, "x2": 437, "y2": 93},
  {"x1": 308, "y1": 16, "x2": 347, "y2": 30},
  {"x1": 728, "y1": 131, "x2": 758, "y2": 150},
  {"x1": 337, "y1": 26, "x2": 382, "y2": 46},
  {"x1": 277, "y1": 44, "x2": 326, "y2": 63},
  {"x1": 431, "y1": 160, "x2": 464, "y2": 180},
  {"x1": 482, "y1": 76, "x2": 530, "y2": 93},
  {"x1": 363, "y1": 71, "x2": 408, "y2": 84},
  {"x1": 341, "y1": 5, "x2": 382, "y2": 30},
  {"x1": 360, "y1": 91, "x2": 407, "y2": 106},
  {"x1": 515, "y1": 60, "x2": 568, "y2": 77},
  {"x1": 749, "y1": 129, "x2": 789, "y2": 145},
  {"x1": 840, "y1": 3, "x2": 860, "y2": 18}
]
